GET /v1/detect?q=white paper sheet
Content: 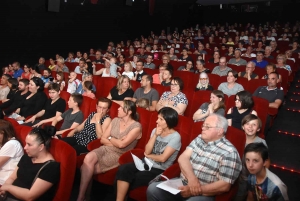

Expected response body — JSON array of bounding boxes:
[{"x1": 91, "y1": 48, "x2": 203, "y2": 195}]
[
  {"x1": 131, "y1": 152, "x2": 153, "y2": 171},
  {"x1": 156, "y1": 178, "x2": 183, "y2": 195}
]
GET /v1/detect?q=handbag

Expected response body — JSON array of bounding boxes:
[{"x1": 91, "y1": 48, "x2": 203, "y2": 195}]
[{"x1": 0, "y1": 160, "x2": 53, "y2": 201}]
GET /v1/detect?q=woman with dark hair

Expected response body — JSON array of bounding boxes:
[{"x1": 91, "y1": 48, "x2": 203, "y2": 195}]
[
  {"x1": 82, "y1": 81, "x2": 95, "y2": 99},
  {"x1": 226, "y1": 90, "x2": 257, "y2": 130},
  {"x1": 208, "y1": 51, "x2": 221, "y2": 64},
  {"x1": 77, "y1": 100, "x2": 142, "y2": 201},
  {"x1": 195, "y1": 60, "x2": 210, "y2": 74},
  {"x1": 114, "y1": 107, "x2": 181, "y2": 201},
  {"x1": 156, "y1": 77, "x2": 188, "y2": 115},
  {"x1": 20, "y1": 64, "x2": 31, "y2": 80},
  {"x1": 0, "y1": 127, "x2": 60, "y2": 201},
  {"x1": 193, "y1": 90, "x2": 225, "y2": 122},
  {"x1": 83, "y1": 52, "x2": 91, "y2": 62},
  {"x1": 29, "y1": 65, "x2": 42, "y2": 79},
  {"x1": 61, "y1": 97, "x2": 112, "y2": 155},
  {"x1": 0, "y1": 120, "x2": 23, "y2": 185},
  {"x1": 15, "y1": 77, "x2": 47, "y2": 121},
  {"x1": 2, "y1": 78, "x2": 19, "y2": 103},
  {"x1": 218, "y1": 70, "x2": 244, "y2": 97}
]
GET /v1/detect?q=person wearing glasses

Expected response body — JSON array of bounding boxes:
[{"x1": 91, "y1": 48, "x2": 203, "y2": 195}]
[
  {"x1": 0, "y1": 127, "x2": 60, "y2": 201},
  {"x1": 238, "y1": 61, "x2": 259, "y2": 81},
  {"x1": 195, "y1": 72, "x2": 213, "y2": 91},
  {"x1": 275, "y1": 54, "x2": 292, "y2": 76},
  {"x1": 244, "y1": 143, "x2": 288, "y2": 201},
  {"x1": 193, "y1": 90, "x2": 225, "y2": 122},
  {"x1": 156, "y1": 77, "x2": 188, "y2": 115},
  {"x1": 212, "y1": 57, "x2": 232, "y2": 76},
  {"x1": 147, "y1": 114, "x2": 242, "y2": 201},
  {"x1": 77, "y1": 100, "x2": 142, "y2": 201},
  {"x1": 60, "y1": 97, "x2": 112, "y2": 155},
  {"x1": 226, "y1": 90, "x2": 257, "y2": 130},
  {"x1": 115, "y1": 107, "x2": 181, "y2": 201}
]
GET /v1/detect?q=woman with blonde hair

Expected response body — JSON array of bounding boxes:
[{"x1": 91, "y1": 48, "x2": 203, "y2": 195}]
[
  {"x1": 275, "y1": 54, "x2": 292, "y2": 75},
  {"x1": 195, "y1": 72, "x2": 213, "y2": 91},
  {"x1": 107, "y1": 75, "x2": 134, "y2": 105}
]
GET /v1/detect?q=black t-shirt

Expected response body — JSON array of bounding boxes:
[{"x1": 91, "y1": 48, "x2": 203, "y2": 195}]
[
  {"x1": 110, "y1": 87, "x2": 134, "y2": 100},
  {"x1": 134, "y1": 71, "x2": 147, "y2": 82},
  {"x1": 41, "y1": 98, "x2": 66, "y2": 120},
  {"x1": 20, "y1": 91, "x2": 47, "y2": 118},
  {"x1": 2, "y1": 91, "x2": 31, "y2": 116},
  {"x1": 195, "y1": 85, "x2": 214, "y2": 91},
  {"x1": 8, "y1": 155, "x2": 60, "y2": 201},
  {"x1": 161, "y1": 81, "x2": 171, "y2": 87}
]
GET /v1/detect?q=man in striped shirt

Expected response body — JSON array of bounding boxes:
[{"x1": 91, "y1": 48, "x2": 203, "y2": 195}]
[{"x1": 147, "y1": 114, "x2": 242, "y2": 201}]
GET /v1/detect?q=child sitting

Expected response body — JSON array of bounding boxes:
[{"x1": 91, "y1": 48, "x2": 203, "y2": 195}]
[
  {"x1": 119, "y1": 62, "x2": 134, "y2": 80},
  {"x1": 67, "y1": 72, "x2": 81, "y2": 94},
  {"x1": 82, "y1": 81, "x2": 96, "y2": 99}
]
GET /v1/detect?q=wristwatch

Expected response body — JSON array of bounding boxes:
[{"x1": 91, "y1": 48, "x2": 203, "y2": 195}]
[{"x1": 108, "y1": 136, "x2": 112, "y2": 141}]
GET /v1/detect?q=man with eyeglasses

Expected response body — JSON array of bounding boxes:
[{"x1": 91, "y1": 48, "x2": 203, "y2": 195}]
[
  {"x1": 253, "y1": 72, "x2": 284, "y2": 109},
  {"x1": 212, "y1": 57, "x2": 232, "y2": 76},
  {"x1": 92, "y1": 50, "x2": 104, "y2": 64},
  {"x1": 147, "y1": 114, "x2": 242, "y2": 201}
]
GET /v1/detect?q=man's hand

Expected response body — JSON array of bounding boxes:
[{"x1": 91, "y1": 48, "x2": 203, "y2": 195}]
[
  {"x1": 178, "y1": 186, "x2": 192, "y2": 198},
  {"x1": 186, "y1": 177, "x2": 202, "y2": 196}
]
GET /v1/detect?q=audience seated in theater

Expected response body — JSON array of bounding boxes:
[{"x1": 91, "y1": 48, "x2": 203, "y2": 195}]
[
  {"x1": 133, "y1": 61, "x2": 147, "y2": 82},
  {"x1": 255, "y1": 41, "x2": 265, "y2": 52},
  {"x1": 245, "y1": 143, "x2": 289, "y2": 201},
  {"x1": 161, "y1": 68, "x2": 172, "y2": 87},
  {"x1": 178, "y1": 48, "x2": 193, "y2": 62},
  {"x1": 0, "y1": 119, "x2": 24, "y2": 185},
  {"x1": 41, "y1": 69, "x2": 53, "y2": 89},
  {"x1": 77, "y1": 100, "x2": 142, "y2": 201},
  {"x1": 12, "y1": 62, "x2": 24, "y2": 80},
  {"x1": 275, "y1": 54, "x2": 292, "y2": 75},
  {"x1": 13, "y1": 77, "x2": 47, "y2": 121},
  {"x1": 193, "y1": 90, "x2": 225, "y2": 122},
  {"x1": 82, "y1": 81, "x2": 96, "y2": 99},
  {"x1": 177, "y1": 61, "x2": 195, "y2": 72},
  {"x1": 226, "y1": 91, "x2": 257, "y2": 130},
  {"x1": 251, "y1": 51, "x2": 268, "y2": 69},
  {"x1": 107, "y1": 75, "x2": 134, "y2": 105},
  {"x1": 74, "y1": 51, "x2": 83, "y2": 63},
  {"x1": 56, "y1": 57, "x2": 69, "y2": 73},
  {"x1": 67, "y1": 72, "x2": 81, "y2": 94},
  {"x1": 228, "y1": 49, "x2": 247, "y2": 66},
  {"x1": 0, "y1": 127, "x2": 60, "y2": 201},
  {"x1": 29, "y1": 65, "x2": 41, "y2": 79},
  {"x1": 253, "y1": 72, "x2": 284, "y2": 109},
  {"x1": 193, "y1": 44, "x2": 207, "y2": 55},
  {"x1": 20, "y1": 64, "x2": 31, "y2": 80},
  {"x1": 285, "y1": 50, "x2": 295, "y2": 63},
  {"x1": 34, "y1": 93, "x2": 84, "y2": 136},
  {"x1": 208, "y1": 50, "x2": 221, "y2": 64},
  {"x1": 270, "y1": 41, "x2": 280, "y2": 54},
  {"x1": 261, "y1": 64, "x2": 282, "y2": 82},
  {"x1": 82, "y1": 52, "x2": 91, "y2": 63},
  {"x1": 53, "y1": 72, "x2": 65, "y2": 91},
  {"x1": 234, "y1": 114, "x2": 268, "y2": 201},
  {"x1": 168, "y1": 47, "x2": 178, "y2": 61},
  {"x1": 212, "y1": 57, "x2": 232, "y2": 76},
  {"x1": 264, "y1": 46, "x2": 274, "y2": 59},
  {"x1": 1, "y1": 79, "x2": 30, "y2": 117},
  {"x1": 144, "y1": 55, "x2": 156, "y2": 69},
  {"x1": 238, "y1": 61, "x2": 259, "y2": 80},
  {"x1": 36, "y1": 57, "x2": 46, "y2": 72},
  {"x1": 92, "y1": 50, "x2": 104, "y2": 64},
  {"x1": 195, "y1": 72, "x2": 214, "y2": 91},
  {"x1": 218, "y1": 70, "x2": 244, "y2": 97},
  {"x1": 61, "y1": 97, "x2": 112, "y2": 155},
  {"x1": 65, "y1": 52, "x2": 76, "y2": 63},
  {"x1": 127, "y1": 75, "x2": 159, "y2": 111},
  {"x1": 152, "y1": 64, "x2": 167, "y2": 85},
  {"x1": 241, "y1": 46, "x2": 256, "y2": 58},
  {"x1": 24, "y1": 83, "x2": 66, "y2": 126},
  {"x1": 115, "y1": 107, "x2": 181, "y2": 201},
  {"x1": 147, "y1": 114, "x2": 242, "y2": 201},
  {"x1": 0, "y1": 74, "x2": 11, "y2": 101},
  {"x1": 156, "y1": 77, "x2": 188, "y2": 115},
  {"x1": 290, "y1": 41, "x2": 300, "y2": 53}
]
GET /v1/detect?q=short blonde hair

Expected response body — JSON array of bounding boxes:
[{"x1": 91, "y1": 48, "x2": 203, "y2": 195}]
[
  {"x1": 276, "y1": 54, "x2": 287, "y2": 64},
  {"x1": 124, "y1": 62, "x2": 133, "y2": 71},
  {"x1": 117, "y1": 75, "x2": 132, "y2": 91},
  {"x1": 56, "y1": 57, "x2": 65, "y2": 64},
  {"x1": 136, "y1": 98, "x2": 150, "y2": 110}
]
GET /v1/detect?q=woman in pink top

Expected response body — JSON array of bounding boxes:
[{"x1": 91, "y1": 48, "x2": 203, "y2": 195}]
[{"x1": 82, "y1": 81, "x2": 96, "y2": 99}]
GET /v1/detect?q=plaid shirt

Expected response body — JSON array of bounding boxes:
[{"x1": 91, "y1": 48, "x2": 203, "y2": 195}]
[{"x1": 180, "y1": 135, "x2": 242, "y2": 185}]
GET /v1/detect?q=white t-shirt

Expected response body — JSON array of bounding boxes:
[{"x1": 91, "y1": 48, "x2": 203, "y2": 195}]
[
  {"x1": 67, "y1": 79, "x2": 81, "y2": 94},
  {"x1": 0, "y1": 139, "x2": 24, "y2": 184},
  {"x1": 122, "y1": 71, "x2": 134, "y2": 79}
]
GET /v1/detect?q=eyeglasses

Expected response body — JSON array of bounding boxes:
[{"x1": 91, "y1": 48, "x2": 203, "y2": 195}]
[
  {"x1": 199, "y1": 78, "x2": 208, "y2": 80},
  {"x1": 202, "y1": 125, "x2": 219, "y2": 130}
]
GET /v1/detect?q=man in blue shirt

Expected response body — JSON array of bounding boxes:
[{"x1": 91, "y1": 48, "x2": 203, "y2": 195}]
[
  {"x1": 251, "y1": 51, "x2": 268, "y2": 68},
  {"x1": 12, "y1": 62, "x2": 24, "y2": 80}
]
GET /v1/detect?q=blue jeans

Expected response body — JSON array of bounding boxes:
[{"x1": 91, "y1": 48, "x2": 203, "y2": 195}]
[{"x1": 147, "y1": 181, "x2": 215, "y2": 201}]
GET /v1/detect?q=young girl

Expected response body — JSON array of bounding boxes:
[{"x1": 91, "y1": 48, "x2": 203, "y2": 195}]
[
  {"x1": 120, "y1": 62, "x2": 134, "y2": 80},
  {"x1": 82, "y1": 81, "x2": 96, "y2": 99},
  {"x1": 53, "y1": 72, "x2": 65, "y2": 91}
]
